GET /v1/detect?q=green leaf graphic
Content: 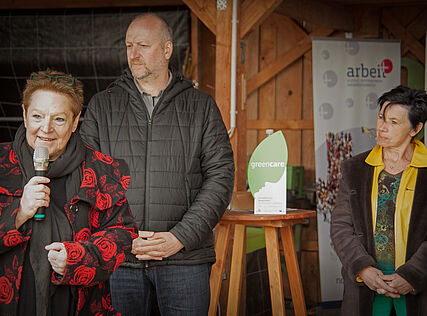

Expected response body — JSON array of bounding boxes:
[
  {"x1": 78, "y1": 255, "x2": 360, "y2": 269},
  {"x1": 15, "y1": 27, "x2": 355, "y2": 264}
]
[{"x1": 247, "y1": 131, "x2": 288, "y2": 196}]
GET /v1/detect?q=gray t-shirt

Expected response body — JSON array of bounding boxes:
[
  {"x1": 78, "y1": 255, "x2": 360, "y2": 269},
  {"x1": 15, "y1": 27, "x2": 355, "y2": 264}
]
[{"x1": 133, "y1": 70, "x2": 172, "y2": 118}]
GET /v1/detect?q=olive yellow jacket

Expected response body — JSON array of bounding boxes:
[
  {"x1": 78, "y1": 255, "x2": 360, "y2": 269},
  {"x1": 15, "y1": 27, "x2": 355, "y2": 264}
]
[{"x1": 366, "y1": 139, "x2": 427, "y2": 269}]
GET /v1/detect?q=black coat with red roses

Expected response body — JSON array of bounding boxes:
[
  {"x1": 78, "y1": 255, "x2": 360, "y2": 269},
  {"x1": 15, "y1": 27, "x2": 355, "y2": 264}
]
[{"x1": 0, "y1": 143, "x2": 137, "y2": 316}]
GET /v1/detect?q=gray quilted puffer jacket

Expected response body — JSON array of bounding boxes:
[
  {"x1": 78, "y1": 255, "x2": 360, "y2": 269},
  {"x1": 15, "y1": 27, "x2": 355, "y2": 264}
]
[{"x1": 80, "y1": 68, "x2": 234, "y2": 267}]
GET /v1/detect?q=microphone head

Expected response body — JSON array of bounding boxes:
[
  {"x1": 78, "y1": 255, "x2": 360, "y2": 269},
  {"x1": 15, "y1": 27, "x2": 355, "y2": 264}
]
[{"x1": 33, "y1": 146, "x2": 49, "y2": 171}]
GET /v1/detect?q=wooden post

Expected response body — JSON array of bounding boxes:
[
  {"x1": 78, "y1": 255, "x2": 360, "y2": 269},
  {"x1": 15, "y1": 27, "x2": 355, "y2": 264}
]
[
  {"x1": 190, "y1": 12, "x2": 199, "y2": 83},
  {"x1": 215, "y1": 1, "x2": 232, "y2": 129}
]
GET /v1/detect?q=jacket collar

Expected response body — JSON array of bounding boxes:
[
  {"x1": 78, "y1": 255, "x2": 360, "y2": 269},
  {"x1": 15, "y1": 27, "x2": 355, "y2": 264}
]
[{"x1": 365, "y1": 139, "x2": 427, "y2": 168}]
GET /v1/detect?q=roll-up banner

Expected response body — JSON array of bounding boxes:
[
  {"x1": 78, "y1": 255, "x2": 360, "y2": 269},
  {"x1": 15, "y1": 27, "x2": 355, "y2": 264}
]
[{"x1": 312, "y1": 38, "x2": 401, "y2": 304}]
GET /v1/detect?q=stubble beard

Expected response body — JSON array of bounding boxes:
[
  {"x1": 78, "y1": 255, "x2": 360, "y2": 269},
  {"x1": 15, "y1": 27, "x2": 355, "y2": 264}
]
[
  {"x1": 131, "y1": 67, "x2": 151, "y2": 81},
  {"x1": 130, "y1": 60, "x2": 152, "y2": 81}
]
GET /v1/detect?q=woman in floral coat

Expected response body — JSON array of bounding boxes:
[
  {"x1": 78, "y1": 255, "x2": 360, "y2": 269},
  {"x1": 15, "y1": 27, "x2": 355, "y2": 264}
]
[{"x1": 0, "y1": 69, "x2": 137, "y2": 316}]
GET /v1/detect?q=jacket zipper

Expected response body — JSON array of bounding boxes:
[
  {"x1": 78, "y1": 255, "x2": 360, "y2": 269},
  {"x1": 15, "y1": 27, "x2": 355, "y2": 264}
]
[
  {"x1": 144, "y1": 117, "x2": 152, "y2": 232},
  {"x1": 139, "y1": 86, "x2": 167, "y2": 268},
  {"x1": 142, "y1": 92, "x2": 165, "y2": 234}
]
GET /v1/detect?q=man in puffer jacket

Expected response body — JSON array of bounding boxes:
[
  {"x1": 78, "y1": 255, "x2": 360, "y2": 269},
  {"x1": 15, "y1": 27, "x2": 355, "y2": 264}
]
[{"x1": 80, "y1": 13, "x2": 235, "y2": 316}]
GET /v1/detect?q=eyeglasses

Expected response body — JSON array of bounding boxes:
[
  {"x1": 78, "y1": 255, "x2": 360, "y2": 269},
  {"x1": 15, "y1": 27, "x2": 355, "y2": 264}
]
[{"x1": 31, "y1": 74, "x2": 75, "y2": 87}]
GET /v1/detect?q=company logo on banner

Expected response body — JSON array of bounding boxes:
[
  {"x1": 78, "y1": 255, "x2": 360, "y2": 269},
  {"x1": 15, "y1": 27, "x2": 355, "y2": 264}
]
[
  {"x1": 247, "y1": 131, "x2": 288, "y2": 214},
  {"x1": 312, "y1": 38, "x2": 400, "y2": 303}
]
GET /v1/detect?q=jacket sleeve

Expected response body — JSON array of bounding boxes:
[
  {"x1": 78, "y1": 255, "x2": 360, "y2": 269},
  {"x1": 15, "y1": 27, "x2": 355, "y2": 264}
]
[
  {"x1": 0, "y1": 196, "x2": 31, "y2": 254},
  {"x1": 330, "y1": 162, "x2": 376, "y2": 282},
  {"x1": 79, "y1": 96, "x2": 101, "y2": 151},
  {"x1": 169, "y1": 96, "x2": 235, "y2": 251},
  {"x1": 396, "y1": 241, "x2": 427, "y2": 294},
  {"x1": 51, "y1": 197, "x2": 137, "y2": 287}
]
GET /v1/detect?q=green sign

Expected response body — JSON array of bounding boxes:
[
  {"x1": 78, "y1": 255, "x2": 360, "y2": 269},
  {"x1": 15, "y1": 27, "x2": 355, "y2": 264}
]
[{"x1": 247, "y1": 131, "x2": 288, "y2": 214}]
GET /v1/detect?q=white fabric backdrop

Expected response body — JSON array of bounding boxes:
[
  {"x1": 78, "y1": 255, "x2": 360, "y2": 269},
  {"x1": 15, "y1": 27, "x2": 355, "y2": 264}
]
[{"x1": 312, "y1": 38, "x2": 401, "y2": 303}]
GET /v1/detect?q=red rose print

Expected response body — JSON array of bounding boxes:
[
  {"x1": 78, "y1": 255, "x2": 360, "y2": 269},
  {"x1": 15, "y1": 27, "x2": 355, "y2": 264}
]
[
  {"x1": 92, "y1": 230, "x2": 107, "y2": 238},
  {"x1": 90, "y1": 300, "x2": 100, "y2": 313},
  {"x1": 104, "y1": 183, "x2": 117, "y2": 194},
  {"x1": 9, "y1": 150, "x2": 18, "y2": 164},
  {"x1": 86, "y1": 189, "x2": 97, "y2": 200},
  {"x1": 94, "y1": 151, "x2": 113, "y2": 164},
  {"x1": 0, "y1": 276, "x2": 13, "y2": 304},
  {"x1": 12, "y1": 256, "x2": 18, "y2": 270},
  {"x1": 82, "y1": 167, "x2": 97, "y2": 188},
  {"x1": 114, "y1": 252, "x2": 125, "y2": 271},
  {"x1": 90, "y1": 209, "x2": 100, "y2": 228},
  {"x1": 9, "y1": 150, "x2": 18, "y2": 165},
  {"x1": 0, "y1": 187, "x2": 10, "y2": 195},
  {"x1": 99, "y1": 175, "x2": 107, "y2": 187},
  {"x1": 94, "y1": 237, "x2": 117, "y2": 262},
  {"x1": 70, "y1": 266, "x2": 96, "y2": 285},
  {"x1": 66, "y1": 243, "x2": 85, "y2": 265},
  {"x1": 8, "y1": 166, "x2": 21, "y2": 175},
  {"x1": 75, "y1": 228, "x2": 91, "y2": 241},
  {"x1": 112, "y1": 160, "x2": 119, "y2": 168},
  {"x1": 113, "y1": 168, "x2": 120, "y2": 178},
  {"x1": 116, "y1": 197, "x2": 126, "y2": 206},
  {"x1": 96, "y1": 192, "x2": 112, "y2": 210},
  {"x1": 4, "y1": 231, "x2": 24, "y2": 247},
  {"x1": 120, "y1": 176, "x2": 130, "y2": 191},
  {"x1": 77, "y1": 293, "x2": 86, "y2": 311},
  {"x1": 12, "y1": 208, "x2": 19, "y2": 216},
  {"x1": 5, "y1": 269, "x2": 14, "y2": 283},
  {"x1": 101, "y1": 293, "x2": 111, "y2": 309},
  {"x1": 16, "y1": 266, "x2": 22, "y2": 289}
]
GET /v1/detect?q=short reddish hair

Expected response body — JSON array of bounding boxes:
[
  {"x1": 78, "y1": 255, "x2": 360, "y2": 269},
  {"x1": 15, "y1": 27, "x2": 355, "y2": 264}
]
[{"x1": 22, "y1": 69, "x2": 83, "y2": 117}]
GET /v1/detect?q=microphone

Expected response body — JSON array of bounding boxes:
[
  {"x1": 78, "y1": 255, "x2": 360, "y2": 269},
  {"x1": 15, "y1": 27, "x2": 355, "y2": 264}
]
[{"x1": 33, "y1": 146, "x2": 49, "y2": 221}]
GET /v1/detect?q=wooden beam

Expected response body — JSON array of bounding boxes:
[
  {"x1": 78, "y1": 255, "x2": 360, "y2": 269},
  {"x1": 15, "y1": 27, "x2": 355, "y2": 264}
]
[
  {"x1": 382, "y1": 9, "x2": 425, "y2": 65},
  {"x1": 240, "y1": 0, "x2": 283, "y2": 38},
  {"x1": 406, "y1": 8, "x2": 427, "y2": 40},
  {"x1": 232, "y1": 1, "x2": 247, "y2": 193},
  {"x1": 190, "y1": 12, "x2": 199, "y2": 82},
  {"x1": 182, "y1": 0, "x2": 217, "y2": 36},
  {"x1": 274, "y1": 14, "x2": 305, "y2": 166},
  {"x1": 302, "y1": 50, "x2": 315, "y2": 183},
  {"x1": 246, "y1": 28, "x2": 333, "y2": 95},
  {"x1": 353, "y1": 7, "x2": 380, "y2": 38},
  {"x1": 269, "y1": 13, "x2": 307, "y2": 39},
  {"x1": 0, "y1": 0, "x2": 183, "y2": 9},
  {"x1": 275, "y1": 0, "x2": 353, "y2": 31},
  {"x1": 215, "y1": 0, "x2": 232, "y2": 129},
  {"x1": 258, "y1": 18, "x2": 277, "y2": 145},
  {"x1": 245, "y1": 25, "x2": 260, "y2": 177},
  {"x1": 330, "y1": 0, "x2": 427, "y2": 5},
  {"x1": 247, "y1": 119, "x2": 314, "y2": 130}
]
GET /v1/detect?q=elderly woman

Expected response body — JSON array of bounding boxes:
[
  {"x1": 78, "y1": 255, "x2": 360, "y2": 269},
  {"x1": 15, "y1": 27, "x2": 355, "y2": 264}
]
[
  {"x1": 331, "y1": 85, "x2": 427, "y2": 316},
  {"x1": 0, "y1": 70, "x2": 137, "y2": 316}
]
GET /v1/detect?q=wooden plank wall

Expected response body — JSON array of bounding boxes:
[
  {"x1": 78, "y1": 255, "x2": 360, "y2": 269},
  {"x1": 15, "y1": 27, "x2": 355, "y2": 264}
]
[
  {"x1": 243, "y1": 4, "x2": 427, "y2": 189},
  {"x1": 245, "y1": 14, "x2": 317, "y2": 186}
]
